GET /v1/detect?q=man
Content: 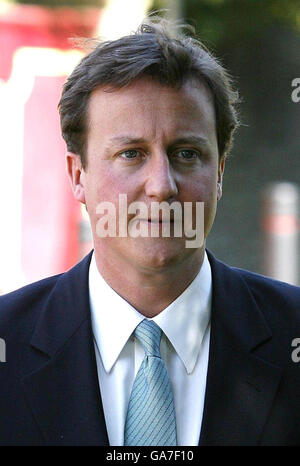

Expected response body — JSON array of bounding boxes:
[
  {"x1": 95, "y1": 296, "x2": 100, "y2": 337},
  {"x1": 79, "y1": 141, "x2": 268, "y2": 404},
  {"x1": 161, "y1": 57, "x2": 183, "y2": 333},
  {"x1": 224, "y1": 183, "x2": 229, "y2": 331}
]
[{"x1": 0, "y1": 18, "x2": 299, "y2": 446}]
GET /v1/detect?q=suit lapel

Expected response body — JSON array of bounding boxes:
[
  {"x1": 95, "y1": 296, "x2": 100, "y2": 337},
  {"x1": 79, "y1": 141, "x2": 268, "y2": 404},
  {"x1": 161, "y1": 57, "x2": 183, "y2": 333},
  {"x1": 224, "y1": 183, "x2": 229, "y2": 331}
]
[
  {"x1": 199, "y1": 252, "x2": 283, "y2": 446},
  {"x1": 22, "y1": 252, "x2": 109, "y2": 445},
  {"x1": 20, "y1": 249, "x2": 284, "y2": 445}
]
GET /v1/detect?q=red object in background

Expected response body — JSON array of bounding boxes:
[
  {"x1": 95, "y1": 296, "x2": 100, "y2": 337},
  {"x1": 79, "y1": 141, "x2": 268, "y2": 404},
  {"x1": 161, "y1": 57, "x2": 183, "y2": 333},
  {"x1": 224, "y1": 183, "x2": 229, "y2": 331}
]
[
  {"x1": 22, "y1": 75, "x2": 81, "y2": 279},
  {"x1": 0, "y1": 4, "x2": 101, "y2": 81},
  {"x1": 0, "y1": 4, "x2": 101, "y2": 282}
]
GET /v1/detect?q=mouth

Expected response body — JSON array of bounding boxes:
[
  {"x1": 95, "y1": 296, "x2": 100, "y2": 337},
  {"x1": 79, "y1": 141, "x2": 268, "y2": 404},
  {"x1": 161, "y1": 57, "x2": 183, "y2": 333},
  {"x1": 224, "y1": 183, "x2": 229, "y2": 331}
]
[{"x1": 142, "y1": 218, "x2": 175, "y2": 224}]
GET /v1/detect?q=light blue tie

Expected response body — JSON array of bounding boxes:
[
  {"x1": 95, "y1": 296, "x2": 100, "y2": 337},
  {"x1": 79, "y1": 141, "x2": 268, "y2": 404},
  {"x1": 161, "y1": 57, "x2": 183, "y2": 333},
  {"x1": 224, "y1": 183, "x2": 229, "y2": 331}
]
[{"x1": 124, "y1": 319, "x2": 177, "y2": 446}]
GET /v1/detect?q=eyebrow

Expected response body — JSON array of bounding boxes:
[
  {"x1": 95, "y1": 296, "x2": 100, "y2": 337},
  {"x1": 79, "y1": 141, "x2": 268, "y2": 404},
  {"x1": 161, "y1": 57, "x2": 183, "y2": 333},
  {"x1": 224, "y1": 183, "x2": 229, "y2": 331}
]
[
  {"x1": 108, "y1": 136, "x2": 147, "y2": 146},
  {"x1": 169, "y1": 136, "x2": 209, "y2": 147},
  {"x1": 108, "y1": 135, "x2": 209, "y2": 147}
]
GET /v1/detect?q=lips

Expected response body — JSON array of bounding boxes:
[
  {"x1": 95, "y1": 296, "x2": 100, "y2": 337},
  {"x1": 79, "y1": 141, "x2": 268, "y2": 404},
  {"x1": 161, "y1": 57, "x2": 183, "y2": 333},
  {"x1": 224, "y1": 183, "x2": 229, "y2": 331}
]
[
  {"x1": 144, "y1": 213, "x2": 175, "y2": 223},
  {"x1": 138, "y1": 218, "x2": 175, "y2": 224}
]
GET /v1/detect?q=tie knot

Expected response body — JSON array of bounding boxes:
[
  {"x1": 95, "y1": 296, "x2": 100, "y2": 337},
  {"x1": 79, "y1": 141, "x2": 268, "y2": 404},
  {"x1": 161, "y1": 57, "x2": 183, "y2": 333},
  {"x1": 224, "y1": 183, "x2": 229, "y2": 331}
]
[{"x1": 134, "y1": 319, "x2": 162, "y2": 357}]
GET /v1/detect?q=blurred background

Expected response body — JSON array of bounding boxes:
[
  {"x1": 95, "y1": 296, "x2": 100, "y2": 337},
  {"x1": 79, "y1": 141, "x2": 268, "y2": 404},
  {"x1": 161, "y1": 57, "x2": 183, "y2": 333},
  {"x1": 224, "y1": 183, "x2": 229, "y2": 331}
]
[{"x1": 0, "y1": 0, "x2": 299, "y2": 293}]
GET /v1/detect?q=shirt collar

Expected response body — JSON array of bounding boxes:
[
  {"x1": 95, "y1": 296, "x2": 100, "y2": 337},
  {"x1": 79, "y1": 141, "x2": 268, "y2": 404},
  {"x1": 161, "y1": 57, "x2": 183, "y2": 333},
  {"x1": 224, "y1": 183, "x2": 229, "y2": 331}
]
[
  {"x1": 89, "y1": 252, "x2": 212, "y2": 374},
  {"x1": 153, "y1": 253, "x2": 211, "y2": 374}
]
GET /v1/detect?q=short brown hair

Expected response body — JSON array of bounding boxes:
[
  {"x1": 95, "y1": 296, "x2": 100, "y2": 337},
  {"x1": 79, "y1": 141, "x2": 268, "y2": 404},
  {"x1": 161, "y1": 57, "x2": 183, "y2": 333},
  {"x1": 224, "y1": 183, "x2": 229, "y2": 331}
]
[{"x1": 58, "y1": 17, "x2": 239, "y2": 168}]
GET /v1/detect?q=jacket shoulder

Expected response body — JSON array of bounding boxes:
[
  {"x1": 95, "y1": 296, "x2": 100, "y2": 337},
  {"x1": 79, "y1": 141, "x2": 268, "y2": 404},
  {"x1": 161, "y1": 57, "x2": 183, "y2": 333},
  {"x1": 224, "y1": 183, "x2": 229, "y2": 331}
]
[
  {"x1": 233, "y1": 266, "x2": 300, "y2": 299},
  {"x1": 0, "y1": 274, "x2": 62, "y2": 337},
  {"x1": 232, "y1": 266, "x2": 300, "y2": 327}
]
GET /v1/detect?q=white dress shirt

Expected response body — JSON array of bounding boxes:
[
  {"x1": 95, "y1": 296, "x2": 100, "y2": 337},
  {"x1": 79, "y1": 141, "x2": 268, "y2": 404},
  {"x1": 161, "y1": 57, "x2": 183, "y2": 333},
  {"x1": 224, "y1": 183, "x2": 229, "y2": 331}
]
[{"x1": 89, "y1": 252, "x2": 212, "y2": 446}]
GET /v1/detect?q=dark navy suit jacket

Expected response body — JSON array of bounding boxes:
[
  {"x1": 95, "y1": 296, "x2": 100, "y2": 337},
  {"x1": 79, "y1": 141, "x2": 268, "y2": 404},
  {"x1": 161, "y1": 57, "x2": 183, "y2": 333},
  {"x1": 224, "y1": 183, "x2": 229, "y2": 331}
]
[{"x1": 0, "y1": 250, "x2": 300, "y2": 445}]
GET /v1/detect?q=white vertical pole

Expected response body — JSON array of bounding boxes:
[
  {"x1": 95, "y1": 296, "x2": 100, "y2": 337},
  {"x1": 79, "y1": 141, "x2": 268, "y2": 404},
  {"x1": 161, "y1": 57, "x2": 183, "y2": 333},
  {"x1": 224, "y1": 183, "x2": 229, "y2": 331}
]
[
  {"x1": 165, "y1": 0, "x2": 183, "y2": 21},
  {"x1": 261, "y1": 182, "x2": 299, "y2": 285},
  {"x1": 97, "y1": 0, "x2": 152, "y2": 40}
]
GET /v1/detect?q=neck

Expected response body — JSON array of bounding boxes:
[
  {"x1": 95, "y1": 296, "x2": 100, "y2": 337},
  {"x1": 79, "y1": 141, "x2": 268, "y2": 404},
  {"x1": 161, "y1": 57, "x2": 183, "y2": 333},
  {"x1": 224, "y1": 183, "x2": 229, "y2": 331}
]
[{"x1": 93, "y1": 247, "x2": 205, "y2": 318}]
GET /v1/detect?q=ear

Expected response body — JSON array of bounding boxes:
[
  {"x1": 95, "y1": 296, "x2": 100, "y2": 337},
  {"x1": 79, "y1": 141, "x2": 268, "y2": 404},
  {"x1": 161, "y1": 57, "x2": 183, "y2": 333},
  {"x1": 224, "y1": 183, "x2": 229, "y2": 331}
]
[
  {"x1": 217, "y1": 154, "x2": 226, "y2": 201},
  {"x1": 66, "y1": 152, "x2": 86, "y2": 204}
]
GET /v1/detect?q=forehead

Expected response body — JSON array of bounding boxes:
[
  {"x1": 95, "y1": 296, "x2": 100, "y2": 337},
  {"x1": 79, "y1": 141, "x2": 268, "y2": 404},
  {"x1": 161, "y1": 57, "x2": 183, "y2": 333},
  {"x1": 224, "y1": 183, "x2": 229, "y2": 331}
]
[{"x1": 86, "y1": 77, "x2": 216, "y2": 139}]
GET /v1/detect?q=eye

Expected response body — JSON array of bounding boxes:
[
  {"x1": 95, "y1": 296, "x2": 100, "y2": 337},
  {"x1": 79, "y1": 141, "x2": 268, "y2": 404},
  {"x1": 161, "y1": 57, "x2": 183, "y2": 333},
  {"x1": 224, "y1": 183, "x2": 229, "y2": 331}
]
[
  {"x1": 119, "y1": 149, "x2": 140, "y2": 160},
  {"x1": 174, "y1": 149, "x2": 200, "y2": 161}
]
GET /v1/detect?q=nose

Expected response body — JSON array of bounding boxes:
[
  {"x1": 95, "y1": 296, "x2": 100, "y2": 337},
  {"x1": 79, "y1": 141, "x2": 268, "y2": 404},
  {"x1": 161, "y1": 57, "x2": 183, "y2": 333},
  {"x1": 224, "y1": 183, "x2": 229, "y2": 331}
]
[{"x1": 144, "y1": 152, "x2": 178, "y2": 201}]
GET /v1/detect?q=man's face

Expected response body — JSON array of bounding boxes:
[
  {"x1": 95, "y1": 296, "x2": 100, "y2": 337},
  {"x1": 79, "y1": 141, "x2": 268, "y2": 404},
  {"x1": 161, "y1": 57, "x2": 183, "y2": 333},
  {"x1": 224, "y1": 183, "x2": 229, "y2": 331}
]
[{"x1": 68, "y1": 77, "x2": 225, "y2": 272}]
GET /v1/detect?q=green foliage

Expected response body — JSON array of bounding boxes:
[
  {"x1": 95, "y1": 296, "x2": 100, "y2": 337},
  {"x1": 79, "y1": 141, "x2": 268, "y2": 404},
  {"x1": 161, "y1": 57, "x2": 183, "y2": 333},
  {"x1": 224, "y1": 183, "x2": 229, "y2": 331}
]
[
  {"x1": 149, "y1": 0, "x2": 300, "y2": 48},
  {"x1": 183, "y1": 0, "x2": 300, "y2": 46}
]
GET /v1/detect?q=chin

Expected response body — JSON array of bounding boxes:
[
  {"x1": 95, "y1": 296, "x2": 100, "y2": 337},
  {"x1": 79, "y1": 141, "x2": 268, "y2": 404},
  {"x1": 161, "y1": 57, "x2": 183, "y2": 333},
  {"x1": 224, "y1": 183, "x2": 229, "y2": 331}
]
[{"x1": 131, "y1": 237, "x2": 194, "y2": 271}]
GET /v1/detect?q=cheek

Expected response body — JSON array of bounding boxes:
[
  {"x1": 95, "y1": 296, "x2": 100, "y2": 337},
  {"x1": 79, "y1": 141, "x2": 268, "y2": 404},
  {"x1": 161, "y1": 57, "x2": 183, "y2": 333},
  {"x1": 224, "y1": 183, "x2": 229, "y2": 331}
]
[
  {"x1": 85, "y1": 167, "x2": 143, "y2": 217},
  {"x1": 181, "y1": 171, "x2": 217, "y2": 202}
]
